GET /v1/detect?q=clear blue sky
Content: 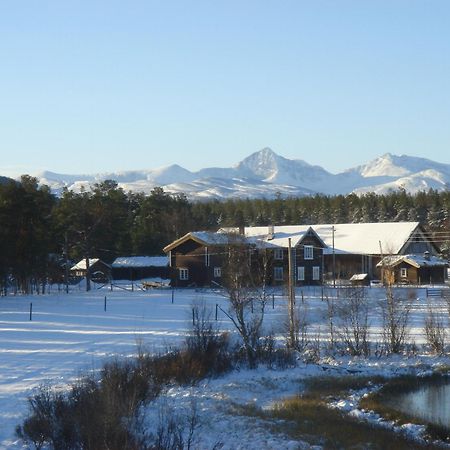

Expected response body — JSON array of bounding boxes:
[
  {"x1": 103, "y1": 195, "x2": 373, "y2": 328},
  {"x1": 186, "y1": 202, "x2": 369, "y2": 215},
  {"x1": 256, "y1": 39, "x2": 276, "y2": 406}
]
[{"x1": 1, "y1": 0, "x2": 449, "y2": 176}]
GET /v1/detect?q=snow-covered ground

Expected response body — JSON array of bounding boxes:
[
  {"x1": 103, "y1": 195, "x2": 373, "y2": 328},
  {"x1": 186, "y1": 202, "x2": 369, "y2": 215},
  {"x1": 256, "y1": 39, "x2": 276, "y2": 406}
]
[{"x1": 1, "y1": 284, "x2": 449, "y2": 449}]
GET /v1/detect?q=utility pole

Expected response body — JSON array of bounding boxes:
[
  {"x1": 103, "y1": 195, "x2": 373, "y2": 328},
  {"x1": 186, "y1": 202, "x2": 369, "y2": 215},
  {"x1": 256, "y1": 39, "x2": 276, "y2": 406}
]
[
  {"x1": 332, "y1": 226, "x2": 336, "y2": 288},
  {"x1": 288, "y1": 238, "x2": 296, "y2": 348},
  {"x1": 64, "y1": 232, "x2": 69, "y2": 294},
  {"x1": 379, "y1": 240, "x2": 384, "y2": 285}
]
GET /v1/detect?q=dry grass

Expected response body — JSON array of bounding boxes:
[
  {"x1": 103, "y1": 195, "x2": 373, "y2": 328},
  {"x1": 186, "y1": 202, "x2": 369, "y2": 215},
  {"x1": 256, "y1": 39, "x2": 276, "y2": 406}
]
[{"x1": 235, "y1": 375, "x2": 442, "y2": 449}]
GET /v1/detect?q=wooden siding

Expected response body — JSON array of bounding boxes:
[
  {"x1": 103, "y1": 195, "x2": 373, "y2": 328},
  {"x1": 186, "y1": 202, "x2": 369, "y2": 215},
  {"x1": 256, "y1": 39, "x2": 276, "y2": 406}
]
[
  {"x1": 168, "y1": 233, "x2": 326, "y2": 287},
  {"x1": 383, "y1": 262, "x2": 447, "y2": 285}
]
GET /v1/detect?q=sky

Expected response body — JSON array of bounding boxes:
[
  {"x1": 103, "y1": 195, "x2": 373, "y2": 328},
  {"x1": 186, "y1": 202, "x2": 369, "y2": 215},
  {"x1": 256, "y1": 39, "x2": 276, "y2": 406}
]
[{"x1": 1, "y1": 0, "x2": 449, "y2": 177}]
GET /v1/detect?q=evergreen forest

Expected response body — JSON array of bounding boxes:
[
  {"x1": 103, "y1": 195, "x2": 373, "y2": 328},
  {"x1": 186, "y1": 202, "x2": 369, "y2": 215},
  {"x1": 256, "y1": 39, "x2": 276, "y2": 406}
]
[{"x1": 1, "y1": 175, "x2": 449, "y2": 292}]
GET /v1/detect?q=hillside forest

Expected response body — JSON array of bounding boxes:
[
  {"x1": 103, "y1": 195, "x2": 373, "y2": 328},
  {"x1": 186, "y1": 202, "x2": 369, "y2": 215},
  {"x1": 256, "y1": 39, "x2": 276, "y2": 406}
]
[{"x1": 1, "y1": 175, "x2": 450, "y2": 292}]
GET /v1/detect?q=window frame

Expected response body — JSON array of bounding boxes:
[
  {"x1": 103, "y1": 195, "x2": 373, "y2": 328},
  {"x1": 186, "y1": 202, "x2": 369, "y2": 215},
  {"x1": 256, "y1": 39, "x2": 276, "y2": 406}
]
[
  {"x1": 297, "y1": 266, "x2": 305, "y2": 281},
  {"x1": 312, "y1": 266, "x2": 320, "y2": 281},
  {"x1": 400, "y1": 267, "x2": 408, "y2": 278},
  {"x1": 273, "y1": 248, "x2": 284, "y2": 260},
  {"x1": 274, "y1": 266, "x2": 284, "y2": 281},
  {"x1": 179, "y1": 268, "x2": 189, "y2": 281},
  {"x1": 304, "y1": 245, "x2": 314, "y2": 260},
  {"x1": 214, "y1": 267, "x2": 222, "y2": 278}
]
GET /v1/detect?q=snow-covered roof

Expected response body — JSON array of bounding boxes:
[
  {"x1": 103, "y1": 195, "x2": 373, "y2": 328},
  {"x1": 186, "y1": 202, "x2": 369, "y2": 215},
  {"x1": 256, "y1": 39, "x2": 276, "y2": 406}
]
[
  {"x1": 220, "y1": 222, "x2": 420, "y2": 255},
  {"x1": 315, "y1": 222, "x2": 420, "y2": 255},
  {"x1": 377, "y1": 254, "x2": 448, "y2": 269},
  {"x1": 163, "y1": 231, "x2": 246, "y2": 252},
  {"x1": 219, "y1": 226, "x2": 325, "y2": 249},
  {"x1": 350, "y1": 273, "x2": 369, "y2": 281},
  {"x1": 112, "y1": 256, "x2": 168, "y2": 268},
  {"x1": 71, "y1": 258, "x2": 101, "y2": 271}
]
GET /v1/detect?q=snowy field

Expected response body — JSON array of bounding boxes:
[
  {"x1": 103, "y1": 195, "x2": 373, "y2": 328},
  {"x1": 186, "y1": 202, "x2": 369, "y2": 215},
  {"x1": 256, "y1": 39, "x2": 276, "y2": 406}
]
[{"x1": 1, "y1": 284, "x2": 450, "y2": 449}]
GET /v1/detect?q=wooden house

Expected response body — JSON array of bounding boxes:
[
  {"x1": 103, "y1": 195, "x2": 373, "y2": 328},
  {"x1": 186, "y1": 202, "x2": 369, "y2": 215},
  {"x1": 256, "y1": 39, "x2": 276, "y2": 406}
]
[
  {"x1": 111, "y1": 256, "x2": 170, "y2": 281},
  {"x1": 163, "y1": 227, "x2": 326, "y2": 287},
  {"x1": 164, "y1": 222, "x2": 441, "y2": 287},
  {"x1": 70, "y1": 258, "x2": 111, "y2": 282},
  {"x1": 377, "y1": 252, "x2": 448, "y2": 285},
  {"x1": 163, "y1": 232, "x2": 240, "y2": 287}
]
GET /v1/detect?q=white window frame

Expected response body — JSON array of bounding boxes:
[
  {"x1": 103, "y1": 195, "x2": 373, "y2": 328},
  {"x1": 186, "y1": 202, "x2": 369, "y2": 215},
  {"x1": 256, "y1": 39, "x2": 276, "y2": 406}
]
[
  {"x1": 179, "y1": 268, "x2": 189, "y2": 281},
  {"x1": 214, "y1": 267, "x2": 222, "y2": 278},
  {"x1": 400, "y1": 268, "x2": 408, "y2": 278},
  {"x1": 312, "y1": 266, "x2": 320, "y2": 281},
  {"x1": 304, "y1": 245, "x2": 314, "y2": 260},
  {"x1": 297, "y1": 266, "x2": 305, "y2": 281},
  {"x1": 274, "y1": 248, "x2": 284, "y2": 260},
  {"x1": 274, "y1": 266, "x2": 284, "y2": 281}
]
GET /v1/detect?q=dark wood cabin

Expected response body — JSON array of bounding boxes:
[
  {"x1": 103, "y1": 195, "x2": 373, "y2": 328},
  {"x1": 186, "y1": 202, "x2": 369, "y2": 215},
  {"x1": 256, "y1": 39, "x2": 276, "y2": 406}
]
[
  {"x1": 377, "y1": 253, "x2": 448, "y2": 285},
  {"x1": 163, "y1": 228, "x2": 326, "y2": 288},
  {"x1": 164, "y1": 232, "x2": 231, "y2": 287},
  {"x1": 111, "y1": 256, "x2": 170, "y2": 281},
  {"x1": 269, "y1": 228, "x2": 326, "y2": 286},
  {"x1": 70, "y1": 258, "x2": 111, "y2": 283}
]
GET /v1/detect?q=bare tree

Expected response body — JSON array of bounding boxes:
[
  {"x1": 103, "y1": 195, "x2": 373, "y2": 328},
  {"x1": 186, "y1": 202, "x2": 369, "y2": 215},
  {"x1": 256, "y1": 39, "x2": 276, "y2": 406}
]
[
  {"x1": 335, "y1": 287, "x2": 370, "y2": 356},
  {"x1": 424, "y1": 301, "x2": 446, "y2": 354},
  {"x1": 221, "y1": 237, "x2": 270, "y2": 368},
  {"x1": 380, "y1": 272, "x2": 412, "y2": 354},
  {"x1": 325, "y1": 290, "x2": 337, "y2": 351},
  {"x1": 284, "y1": 301, "x2": 309, "y2": 352},
  {"x1": 378, "y1": 247, "x2": 413, "y2": 354}
]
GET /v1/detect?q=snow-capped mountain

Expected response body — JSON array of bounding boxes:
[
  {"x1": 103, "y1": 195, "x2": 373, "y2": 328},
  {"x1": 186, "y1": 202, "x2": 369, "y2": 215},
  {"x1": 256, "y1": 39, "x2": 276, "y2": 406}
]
[{"x1": 8, "y1": 149, "x2": 450, "y2": 200}]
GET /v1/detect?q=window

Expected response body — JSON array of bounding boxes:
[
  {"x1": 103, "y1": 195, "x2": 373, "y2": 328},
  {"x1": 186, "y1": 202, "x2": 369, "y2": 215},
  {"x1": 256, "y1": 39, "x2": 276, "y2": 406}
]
[
  {"x1": 304, "y1": 245, "x2": 314, "y2": 260},
  {"x1": 214, "y1": 267, "x2": 222, "y2": 278},
  {"x1": 274, "y1": 248, "x2": 284, "y2": 260},
  {"x1": 297, "y1": 266, "x2": 305, "y2": 281},
  {"x1": 274, "y1": 266, "x2": 284, "y2": 281},
  {"x1": 179, "y1": 268, "x2": 189, "y2": 280},
  {"x1": 400, "y1": 268, "x2": 407, "y2": 278},
  {"x1": 312, "y1": 266, "x2": 320, "y2": 281}
]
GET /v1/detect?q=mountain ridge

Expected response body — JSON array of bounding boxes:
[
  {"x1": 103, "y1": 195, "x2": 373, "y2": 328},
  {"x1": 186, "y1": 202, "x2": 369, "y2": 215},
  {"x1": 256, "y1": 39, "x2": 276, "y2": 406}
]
[{"x1": 6, "y1": 149, "x2": 450, "y2": 200}]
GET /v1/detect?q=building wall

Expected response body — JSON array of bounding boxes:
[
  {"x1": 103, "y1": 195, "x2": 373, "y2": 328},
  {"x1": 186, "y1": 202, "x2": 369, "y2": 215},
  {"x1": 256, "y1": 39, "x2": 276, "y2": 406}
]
[
  {"x1": 384, "y1": 262, "x2": 447, "y2": 285},
  {"x1": 270, "y1": 235, "x2": 324, "y2": 286},
  {"x1": 169, "y1": 236, "x2": 325, "y2": 287}
]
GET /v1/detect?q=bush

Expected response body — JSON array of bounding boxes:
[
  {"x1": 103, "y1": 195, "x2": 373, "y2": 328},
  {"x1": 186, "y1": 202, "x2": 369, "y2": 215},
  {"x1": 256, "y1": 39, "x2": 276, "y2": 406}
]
[{"x1": 17, "y1": 359, "x2": 161, "y2": 450}]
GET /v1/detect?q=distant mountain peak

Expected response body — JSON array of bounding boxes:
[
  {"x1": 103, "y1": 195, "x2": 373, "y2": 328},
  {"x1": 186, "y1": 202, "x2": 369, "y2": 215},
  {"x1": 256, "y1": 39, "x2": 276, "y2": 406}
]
[{"x1": 10, "y1": 148, "x2": 450, "y2": 200}]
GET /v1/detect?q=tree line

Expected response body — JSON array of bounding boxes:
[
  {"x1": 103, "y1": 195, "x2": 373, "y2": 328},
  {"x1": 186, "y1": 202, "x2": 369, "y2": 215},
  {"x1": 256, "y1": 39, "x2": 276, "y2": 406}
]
[{"x1": 1, "y1": 175, "x2": 449, "y2": 292}]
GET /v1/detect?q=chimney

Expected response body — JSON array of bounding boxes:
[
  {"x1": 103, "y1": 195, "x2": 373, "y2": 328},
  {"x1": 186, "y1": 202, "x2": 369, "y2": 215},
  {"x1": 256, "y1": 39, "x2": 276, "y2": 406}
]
[
  {"x1": 267, "y1": 224, "x2": 274, "y2": 240},
  {"x1": 424, "y1": 251, "x2": 430, "y2": 261}
]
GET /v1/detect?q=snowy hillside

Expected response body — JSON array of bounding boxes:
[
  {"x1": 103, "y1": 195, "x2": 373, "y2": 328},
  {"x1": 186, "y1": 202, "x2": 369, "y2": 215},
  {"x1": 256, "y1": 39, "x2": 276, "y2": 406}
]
[{"x1": 9, "y1": 148, "x2": 450, "y2": 199}]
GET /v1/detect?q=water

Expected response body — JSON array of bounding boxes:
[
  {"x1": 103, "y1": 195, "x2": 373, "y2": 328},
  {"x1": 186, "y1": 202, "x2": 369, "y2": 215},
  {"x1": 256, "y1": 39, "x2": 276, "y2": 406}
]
[{"x1": 388, "y1": 379, "x2": 450, "y2": 428}]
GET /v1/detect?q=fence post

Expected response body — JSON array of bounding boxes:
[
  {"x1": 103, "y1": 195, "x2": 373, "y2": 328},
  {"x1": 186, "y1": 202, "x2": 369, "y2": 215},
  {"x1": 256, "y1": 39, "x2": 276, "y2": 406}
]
[
  {"x1": 104, "y1": 296, "x2": 107, "y2": 312},
  {"x1": 171, "y1": 288, "x2": 174, "y2": 304},
  {"x1": 272, "y1": 294, "x2": 275, "y2": 309},
  {"x1": 29, "y1": 302, "x2": 33, "y2": 321},
  {"x1": 192, "y1": 307, "x2": 195, "y2": 326},
  {"x1": 215, "y1": 303, "x2": 218, "y2": 321}
]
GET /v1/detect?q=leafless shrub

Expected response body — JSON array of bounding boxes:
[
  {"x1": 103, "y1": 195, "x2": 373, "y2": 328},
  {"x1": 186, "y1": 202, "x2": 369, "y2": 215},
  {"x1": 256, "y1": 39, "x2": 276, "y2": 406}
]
[
  {"x1": 335, "y1": 287, "x2": 370, "y2": 357},
  {"x1": 17, "y1": 358, "x2": 161, "y2": 450},
  {"x1": 221, "y1": 237, "x2": 270, "y2": 368},
  {"x1": 325, "y1": 292, "x2": 337, "y2": 351},
  {"x1": 152, "y1": 400, "x2": 200, "y2": 450},
  {"x1": 381, "y1": 284, "x2": 412, "y2": 354},
  {"x1": 424, "y1": 301, "x2": 446, "y2": 354},
  {"x1": 283, "y1": 300, "x2": 310, "y2": 353},
  {"x1": 256, "y1": 330, "x2": 296, "y2": 369}
]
